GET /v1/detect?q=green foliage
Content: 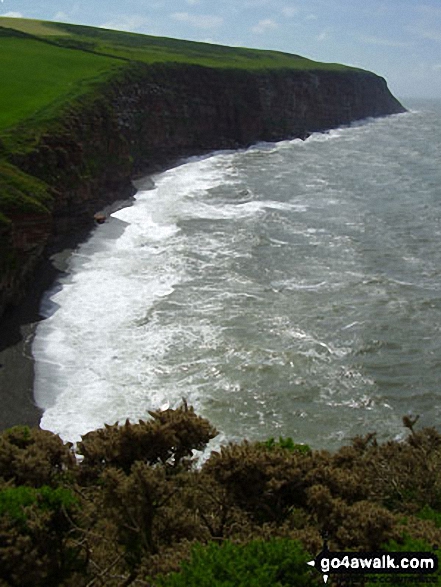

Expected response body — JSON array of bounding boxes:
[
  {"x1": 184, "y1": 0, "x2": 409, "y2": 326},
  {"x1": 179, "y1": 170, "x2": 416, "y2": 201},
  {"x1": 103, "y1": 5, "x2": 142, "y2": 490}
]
[
  {"x1": 0, "y1": 16, "x2": 357, "y2": 140},
  {"x1": 0, "y1": 17, "x2": 356, "y2": 73},
  {"x1": 260, "y1": 436, "x2": 312, "y2": 454},
  {"x1": 0, "y1": 159, "x2": 52, "y2": 219},
  {"x1": 0, "y1": 17, "x2": 71, "y2": 37},
  {"x1": 36, "y1": 485, "x2": 78, "y2": 511},
  {"x1": 364, "y1": 536, "x2": 441, "y2": 587},
  {"x1": 0, "y1": 486, "x2": 36, "y2": 521},
  {"x1": 0, "y1": 211, "x2": 11, "y2": 228},
  {"x1": 418, "y1": 505, "x2": 441, "y2": 528},
  {"x1": 1, "y1": 408, "x2": 441, "y2": 586},
  {"x1": 384, "y1": 535, "x2": 437, "y2": 552},
  {"x1": 0, "y1": 32, "x2": 122, "y2": 133},
  {"x1": 0, "y1": 485, "x2": 77, "y2": 522},
  {"x1": 0, "y1": 485, "x2": 84, "y2": 587},
  {"x1": 154, "y1": 539, "x2": 319, "y2": 586}
]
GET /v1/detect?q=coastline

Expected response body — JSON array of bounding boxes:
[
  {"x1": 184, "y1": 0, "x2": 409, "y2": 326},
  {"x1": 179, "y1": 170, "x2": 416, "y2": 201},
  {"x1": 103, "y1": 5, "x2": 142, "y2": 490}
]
[
  {"x1": 0, "y1": 229, "x2": 93, "y2": 432},
  {"x1": 0, "y1": 101, "x2": 405, "y2": 433},
  {"x1": 0, "y1": 313, "x2": 42, "y2": 431},
  {"x1": 0, "y1": 181, "x2": 152, "y2": 433}
]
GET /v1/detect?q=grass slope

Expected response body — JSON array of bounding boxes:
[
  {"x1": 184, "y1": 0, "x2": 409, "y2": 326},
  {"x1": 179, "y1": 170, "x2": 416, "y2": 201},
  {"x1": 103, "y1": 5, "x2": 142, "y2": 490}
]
[
  {"x1": 0, "y1": 17, "x2": 354, "y2": 133},
  {"x1": 0, "y1": 17, "x2": 357, "y2": 229},
  {"x1": 0, "y1": 31, "x2": 122, "y2": 132}
]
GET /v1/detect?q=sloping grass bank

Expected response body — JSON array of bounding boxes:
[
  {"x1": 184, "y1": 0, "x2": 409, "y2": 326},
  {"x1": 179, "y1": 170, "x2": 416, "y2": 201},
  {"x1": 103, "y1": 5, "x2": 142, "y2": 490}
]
[
  {"x1": 0, "y1": 17, "x2": 359, "y2": 236},
  {"x1": 0, "y1": 16, "x2": 355, "y2": 76},
  {"x1": 0, "y1": 16, "x2": 354, "y2": 137},
  {"x1": 0, "y1": 29, "x2": 122, "y2": 133}
]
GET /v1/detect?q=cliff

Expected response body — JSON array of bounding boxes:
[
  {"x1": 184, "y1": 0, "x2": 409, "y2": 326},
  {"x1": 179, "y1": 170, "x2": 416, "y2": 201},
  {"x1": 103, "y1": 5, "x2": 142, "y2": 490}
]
[{"x1": 0, "y1": 61, "x2": 405, "y2": 318}]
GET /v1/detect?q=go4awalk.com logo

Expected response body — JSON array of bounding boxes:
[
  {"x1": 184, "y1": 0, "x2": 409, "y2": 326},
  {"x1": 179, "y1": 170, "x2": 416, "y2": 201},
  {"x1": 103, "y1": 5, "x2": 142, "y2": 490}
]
[{"x1": 307, "y1": 540, "x2": 439, "y2": 584}]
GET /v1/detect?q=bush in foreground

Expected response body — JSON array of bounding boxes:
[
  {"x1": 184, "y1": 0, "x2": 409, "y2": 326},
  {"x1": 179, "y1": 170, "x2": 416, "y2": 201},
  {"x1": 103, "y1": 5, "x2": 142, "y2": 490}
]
[
  {"x1": 153, "y1": 538, "x2": 320, "y2": 587},
  {"x1": 1, "y1": 406, "x2": 441, "y2": 586}
]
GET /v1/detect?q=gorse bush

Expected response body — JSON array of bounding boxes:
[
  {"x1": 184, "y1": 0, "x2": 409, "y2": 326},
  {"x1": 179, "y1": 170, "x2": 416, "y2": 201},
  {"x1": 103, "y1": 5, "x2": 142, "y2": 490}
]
[
  {"x1": 1, "y1": 407, "x2": 441, "y2": 586},
  {"x1": 77, "y1": 403, "x2": 217, "y2": 476},
  {"x1": 0, "y1": 485, "x2": 85, "y2": 587},
  {"x1": 0, "y1": 485, "x2": 77, "y2": 521},
  {"x1": 153, "y1": 539, "x2": 320, "y2": 586},
  {"x1": 259, "y1": 436, "x2": 312, "y2": 454},
  {"x1": 0, "y1": 425, "x2": 76, "y2": 487}
]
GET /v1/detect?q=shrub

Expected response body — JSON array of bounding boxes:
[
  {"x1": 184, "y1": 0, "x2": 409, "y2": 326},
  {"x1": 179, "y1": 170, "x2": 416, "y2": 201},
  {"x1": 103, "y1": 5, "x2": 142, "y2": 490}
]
[
  {"x1": 418, "y1": 505, "x2": 441, "y2": 528},
  {"x1": 77, "y1": 403, "x2": 217, "y2": 475},
  {"x1": 153, "y1": 538, "x2": 320, "y2": 586},
  {"x1": 0, "y1": 426, "x2": 76, "y2": 487},
  {"x1": 203, "y1": 441, "x2": 312, "y2": 523},
  {"x1": 0, "y1": 485, "x2": 76, "y2": 522},
  {"x1": 0, "y1": 485, "x2": 85, "y2": 587},
  {"x1": 259, "y1": 437, "x2": 311, "y2": 454}
]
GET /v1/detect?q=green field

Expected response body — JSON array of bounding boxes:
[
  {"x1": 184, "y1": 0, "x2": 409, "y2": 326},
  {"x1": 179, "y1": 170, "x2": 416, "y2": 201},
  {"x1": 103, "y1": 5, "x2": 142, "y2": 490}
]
[
  {"x1": 0, "y1": 17, "x2": 355, "y2": 134},
  {"x1": 47, "y1": 21, "x2": 346, "y2": 70},
  {"x1": 0, "y1": 33, "x2": 122, "y2": 132},
  {"x1": 0, "y1": 17, "x2": 358, "y2": 229}
]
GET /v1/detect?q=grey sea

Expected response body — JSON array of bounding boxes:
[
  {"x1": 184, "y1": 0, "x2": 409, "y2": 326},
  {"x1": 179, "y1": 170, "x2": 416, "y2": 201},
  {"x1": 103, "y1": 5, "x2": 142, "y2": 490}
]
[{"x1": 33, "y1": 99, "x2": 441, "y2": 450}]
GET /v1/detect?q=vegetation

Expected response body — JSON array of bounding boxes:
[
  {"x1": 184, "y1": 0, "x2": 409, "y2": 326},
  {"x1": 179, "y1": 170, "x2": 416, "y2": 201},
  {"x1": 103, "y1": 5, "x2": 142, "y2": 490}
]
[
  {"x1": 0, "y1": 160, "x2": 52, "y2": 217},
  {"x1": 0, "y1": 17, "x2": 355, "y2": 84},
  {"x1": 0, "y1": 16, "x2": 358, "y2": 135},
  {"x1": 0, "y1": 15, "x2": 360, "y2": 132},
  {"x1": 0, "y1": 16, "x2": 361, "y2": 235},
  {"x1": 153, "y1": 539, "x2": 316, "y2": 586},
  {"x1": 1, "y1": 404, "x2": 441, "y2": 586},
  {"x1": 0, "y1": 30, "x2": 122, "y2": 133}
]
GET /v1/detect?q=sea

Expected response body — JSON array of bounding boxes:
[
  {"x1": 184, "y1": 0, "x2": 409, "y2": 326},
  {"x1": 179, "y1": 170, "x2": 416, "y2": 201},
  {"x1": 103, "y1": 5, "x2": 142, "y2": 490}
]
[{"x1": 32, "y1": 98, "x2": 441, "y2": 451}]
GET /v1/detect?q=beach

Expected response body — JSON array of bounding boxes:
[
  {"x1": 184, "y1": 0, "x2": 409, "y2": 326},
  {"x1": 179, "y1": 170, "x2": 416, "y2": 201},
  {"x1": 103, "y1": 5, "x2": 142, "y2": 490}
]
[
  {"x1": 0, "y1": 308, "x2": 42, "y2": 431},
  {"x1": 0, "y1": 189, "x2": 143, "y2": 434},
  {"x1": 0, "y1": 231, "x2": 91, "y2": 432}
]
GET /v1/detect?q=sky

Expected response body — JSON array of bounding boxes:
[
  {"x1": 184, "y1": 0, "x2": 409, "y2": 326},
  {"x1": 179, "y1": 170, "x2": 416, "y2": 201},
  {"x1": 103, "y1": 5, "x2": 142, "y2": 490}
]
[{"x1": 1, "y1": 0, "x2": 441, "y2": 99}]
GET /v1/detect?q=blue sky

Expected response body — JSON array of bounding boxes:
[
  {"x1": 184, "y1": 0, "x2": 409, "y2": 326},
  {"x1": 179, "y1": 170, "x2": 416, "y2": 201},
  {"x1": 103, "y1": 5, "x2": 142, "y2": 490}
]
[{"x1": 1, "y1": 0, "x2": 441, "y2": 99}]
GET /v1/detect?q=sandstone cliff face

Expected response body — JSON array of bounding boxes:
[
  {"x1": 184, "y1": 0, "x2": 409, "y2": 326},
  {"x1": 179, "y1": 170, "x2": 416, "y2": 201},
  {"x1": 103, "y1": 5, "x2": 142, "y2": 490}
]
[{"x1": 0, "y1": 64, "x2": 405, "y2": 317}]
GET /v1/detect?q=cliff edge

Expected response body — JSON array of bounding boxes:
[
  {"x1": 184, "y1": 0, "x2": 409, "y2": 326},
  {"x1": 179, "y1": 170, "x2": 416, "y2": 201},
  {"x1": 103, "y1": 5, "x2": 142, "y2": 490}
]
[{"x1": 0, "y1": 25, "x2": 405, "y2": 320}]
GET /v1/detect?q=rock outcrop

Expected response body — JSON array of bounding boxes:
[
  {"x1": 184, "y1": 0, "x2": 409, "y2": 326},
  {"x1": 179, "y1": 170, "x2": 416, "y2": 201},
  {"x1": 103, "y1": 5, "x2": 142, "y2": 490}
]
[{"x1": 0, "y1": 62, "x2": 405, "y2": 318}]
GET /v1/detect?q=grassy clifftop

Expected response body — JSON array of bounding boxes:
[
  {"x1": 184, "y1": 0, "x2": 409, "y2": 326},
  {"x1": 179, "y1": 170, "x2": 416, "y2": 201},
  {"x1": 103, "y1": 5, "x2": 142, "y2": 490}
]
[
  {"x1": 0, "y1": 28, "x2": 121, "y2": 133},
  {"x1": 0, "y1": 17, "x2": 404, "y2": 317},
  {"x1": 0, "y1": 17, "x2": 356, "y2": 134},
  {"x1": 0, "y1": 17, "x2": 359, "y2": 228},
  {"x1": 0, "y1": 17, "x2": 353, "y2": 72}
]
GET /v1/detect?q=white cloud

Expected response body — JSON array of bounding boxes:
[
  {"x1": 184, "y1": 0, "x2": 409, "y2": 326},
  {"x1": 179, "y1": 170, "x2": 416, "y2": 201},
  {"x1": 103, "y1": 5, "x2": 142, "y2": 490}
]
[
  {"x1": 316, "y1": 30, "x2": 330, "y2": 42},
  {"x1": 186, "y1": 0, "x2": 200, "y2": 4},
  {"x1": 100, "y1": 15, "x2": 149, "y2": 32},
  {"x1": 1, "y1": 11, "x2": 23, "y2": 17},
  {"x1": 281, "y1": 6, "x2": 299, "y2": 18},
  {"x1": 171, "y1": 12, "x2": 223, "y2": 29},
  {"x1": 433, "y1": 64, "x2": 441, "y2": 71},
  {"x1": 251, "y1": 18, "x2": 278, "y2": 34}
]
